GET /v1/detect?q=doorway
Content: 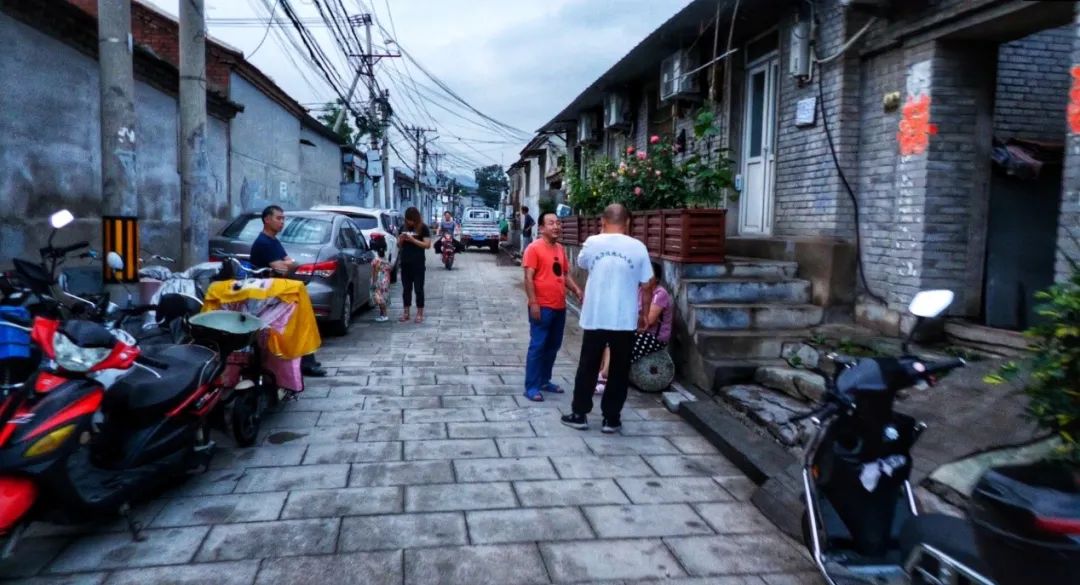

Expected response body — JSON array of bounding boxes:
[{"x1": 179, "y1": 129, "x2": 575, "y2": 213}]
[{"x1": 739, "y1": 53, "x2": 779, "y2": 235}]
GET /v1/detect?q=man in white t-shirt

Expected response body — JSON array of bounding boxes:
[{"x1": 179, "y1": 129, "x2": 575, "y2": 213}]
[{"x1": 561, "y1": 204, "x2": 652, "y2": 434}]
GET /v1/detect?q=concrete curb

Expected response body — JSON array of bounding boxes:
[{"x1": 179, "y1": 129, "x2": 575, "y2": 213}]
[{"x1": 679, "y1": 399, "x2": 805, "y2": 539}]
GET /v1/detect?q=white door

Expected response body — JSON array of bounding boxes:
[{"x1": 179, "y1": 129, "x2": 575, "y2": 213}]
[{"x1": 739, "y1": 55, "x2": 780, "y2": 235}]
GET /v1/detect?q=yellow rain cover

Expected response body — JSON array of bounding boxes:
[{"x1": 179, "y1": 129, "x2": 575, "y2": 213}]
[{"x1": 202, "y1": 278, "x2": 321, "y2": 359}]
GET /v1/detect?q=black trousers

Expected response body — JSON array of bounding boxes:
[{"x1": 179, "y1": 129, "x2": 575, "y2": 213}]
[
  {"x1": 401, "y1": 263, "x2": 426, "y2": 308},
  {"x1": 572, "y1": 329, "x2": 635, "y2": 420}
]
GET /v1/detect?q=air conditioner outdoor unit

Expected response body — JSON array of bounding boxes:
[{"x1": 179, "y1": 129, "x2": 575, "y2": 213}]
[
  {"x1": 660, "y1": 50, "x2": 698, "y2": 101},
  {"x1": 578, "y1": 114, "x2": 598, "y2": 145},
  {"x1": 603, "y1": 93, "x2": 630, "y2": 129}
]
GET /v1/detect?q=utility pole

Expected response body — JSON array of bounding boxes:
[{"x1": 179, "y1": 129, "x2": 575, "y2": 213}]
[
  {"x1": 97, "y1": 0, "x2": 138, "y2": 219},
  {"x1": 179, "y1": 0, "x2": 209, "y2": 267},
  {"x1": 380, "y1": 90, "x2": 392, "y2": 208},
  {"x1": 405, "y1": 126, "x2": 435, "y2": 217}
]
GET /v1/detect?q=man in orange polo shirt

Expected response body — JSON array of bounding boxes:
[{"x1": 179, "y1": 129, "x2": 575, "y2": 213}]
[{"x1": 522, "y1": 211, "x2": 584, "y2": 402}]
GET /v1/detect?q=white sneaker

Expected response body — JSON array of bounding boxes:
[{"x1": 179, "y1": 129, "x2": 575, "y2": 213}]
[{"x1": 375, "y1": 316, "x2": 389, "y2": 322}]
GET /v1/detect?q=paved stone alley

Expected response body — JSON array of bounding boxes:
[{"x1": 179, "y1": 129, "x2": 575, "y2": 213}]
[{"x1": 1, "y1": 251, "x2": 817, "y2": 585}]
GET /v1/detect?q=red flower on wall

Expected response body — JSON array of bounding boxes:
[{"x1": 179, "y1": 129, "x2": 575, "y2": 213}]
[
  {"x1": 1067, "y1": 65, "x2": 1080, "y2": 134},
  {"x1": 897, "y1": 94, "x2": 938, "y2": 156}
]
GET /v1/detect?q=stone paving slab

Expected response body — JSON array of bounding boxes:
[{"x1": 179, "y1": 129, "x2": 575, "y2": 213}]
[
  {"x1": 693, "y1": 502, "x2": 778, "y2": 534},
  {"x1": 105, "y1": 560, "x2": 260, "y2": 585},
  {"x1": 513, "y1": 479, "x2": 630, "y2": 507},
  {"x1": 356, "y1": 422, "x2": 448, "y2": 441},
  {"x1": 441, "y1": 395, "x2": 519, "y2": 409},
  {"x1": 496, "y1": 436, "x2": 590, "y2": 457},
  {"x1": 47, "y1": 527, "x2": 209, "y2": 573},
  {"x1": 234, "y1": 464, "x2": 350, "y2": 493},
  {"x1": 280, "y1": 486, "x2": 403, "y2": 519},
  {"x1": 549, "y1": 455, "x2": 658, "y2": 479},
  {"x1": 583, "y1": 436, "x2": 681, "y2": 456},
  {"x1": 339, "y1": 513, "x2": 467, "y2": 552},
  {"x1": 643, "y1": 455, "x2": 743, "y2": 477},
  {"x1": 465, "y1": 507, "x2": 594, "y2": 544},
  {"x1": 616, "y1": 477, "x2": 734, "y2": 504},
  {"x1": 150, "y1": 492, "x2": 287, "y2": 527},
  {"x1": 404, "y1": 438, "x2": 499, "y2": 460},
  {"x1": 404, "y1": 384, "x2": 474, "y2": 396},
  {"x1": 405, "y1": 482, "x2": 517, "y2": 512},
  {"x1": 446, "y1": 421, "x2": 535, "y2": 438},
  {"x1": 540, "y1": 539, "x2": 688, "y2": 582},
  {"x1": 195, "y1": 518, "x2": 339, "y2": 563},
  {"x1": 583, "y1": 504, "x2": 714, "y2": 538},
  {"x1": 403, "y1": 408, "x2": 486, "y2": 424},
  {"x1": 453, "y1": 457, "x2": 558, "y2": 482},
  {"x1": 349, "y1": 460, "x2": 455, "y2": 486},
  {"x1": 302, "y1": 441, "x2": 403, "y2": 464},
  {"x1": 664, "y1": 534, "x2": 812, "y2": 576},
  {"x1": 209, "y1": 444, "x2": 308, "y2": 469},
  {"x1": 255, "y1": 551, "x2": 403, "y2": 585},
  {"x1": 405, "y1": 544, "x2": 549, "y2": 585}
]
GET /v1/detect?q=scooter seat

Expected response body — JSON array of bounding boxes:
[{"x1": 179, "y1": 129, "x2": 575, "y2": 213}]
[
  {"x1": 105, "y1": 344, "x2": 218, "y2": 418},
  {"x1": 899, "y1": 514, "x2": 992, "y2": 578}
]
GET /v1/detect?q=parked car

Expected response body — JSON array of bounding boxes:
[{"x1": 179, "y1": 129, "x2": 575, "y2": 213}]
[
  {"x1": 312, "y1": 205, "x2": 400, "y2": 282},
  {"x1": 209, "y1": 210, "x2": 374, "y2": 335},
  {"x1": 460, "y1": 206, "x2": 501, "y2": 252}
]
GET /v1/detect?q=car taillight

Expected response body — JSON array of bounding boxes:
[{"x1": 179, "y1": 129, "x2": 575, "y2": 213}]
[
  {"x1": 1034, "y1": 515, "x2": 1080, "y2": 535},
  {"x1": 209, "y1": 255, "x2": 222, "y2": 262},
  {"x1": 295, "y1": 260, "x2": 338, "y2": 278}
]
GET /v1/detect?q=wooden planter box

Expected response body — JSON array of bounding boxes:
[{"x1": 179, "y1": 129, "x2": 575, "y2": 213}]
[{"x1": 559, "y1": 208, "x2": 726, "y2": 263}]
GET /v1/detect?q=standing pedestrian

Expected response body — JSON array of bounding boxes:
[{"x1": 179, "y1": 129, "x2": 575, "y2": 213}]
[
  {"x1": 249, "y1": 205, "x2": 326, "y2": 377},
  {"x1": 369, "y1": 234, "x2": 392, "y2": 322},
  {"x1": 397, "y1": 206, "x2": 431, "y2": 324},
  {"x1": 520, "y1": 206, "x2": 535, "y2": 251},
  {"x1": 561, "y1": 204, "x2": 651, "y2": 433},
  {"x1": 522, "y1": 211, "x2": 584, "y2": 402}
]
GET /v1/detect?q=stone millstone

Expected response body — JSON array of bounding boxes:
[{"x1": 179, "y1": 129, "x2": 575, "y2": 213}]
[
  {"x1": 753, "y1": 366, "x2": 827, "y2": 403},
  {"x1": 720, "y1": 384, "x2": 814, "y2": 447}
]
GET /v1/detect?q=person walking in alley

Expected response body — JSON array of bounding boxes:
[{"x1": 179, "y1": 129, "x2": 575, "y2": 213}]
[
  {"x1": 520, "y1": 206, "x2": 535, "y2": 250},
  {"x1": 522, "y1": 211, "x2": 584, "y2": 402},
  {"x1": 561, "y1": 204, "x2": 652, "y2": 433},
  {"x1": 369, "y1": 234, "x2": 392, "y2": 322},
  {"x1": 249, "y1": 205, "x2": 326, "y2": 377},
  {"x1": 398, "y1": 206, "x2": 431, "y2": 323}
]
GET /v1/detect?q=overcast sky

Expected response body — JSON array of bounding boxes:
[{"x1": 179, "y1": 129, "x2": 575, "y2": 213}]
[{"x1": 143, "y1": 0, "x2": 693, "y2": 176}]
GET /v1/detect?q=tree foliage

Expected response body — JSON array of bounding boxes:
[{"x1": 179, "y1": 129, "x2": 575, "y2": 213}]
[
  {"x1": 317, "y1": 99, "x2": 383, "y2": 145},
  {"x1": 474, "y1": 164, "x2": 508, "y2": 208}
]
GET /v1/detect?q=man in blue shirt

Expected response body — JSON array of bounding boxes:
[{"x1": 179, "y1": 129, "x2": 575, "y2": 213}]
[{"x1": 250, "y1": 205, "x2": 326, "y2": 377}]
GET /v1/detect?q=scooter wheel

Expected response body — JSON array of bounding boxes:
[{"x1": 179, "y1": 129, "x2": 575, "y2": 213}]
[{"x1": 231, "y1": 390, "x2": 265, "y2": 447}]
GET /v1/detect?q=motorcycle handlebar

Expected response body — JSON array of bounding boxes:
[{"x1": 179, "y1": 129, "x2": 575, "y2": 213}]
[
  {"x1": 921, "y1": 358, "x2": 967, "y2": 377},
  {"x1": 56, "y1": 241, "x2": 90, "y2": 256}
]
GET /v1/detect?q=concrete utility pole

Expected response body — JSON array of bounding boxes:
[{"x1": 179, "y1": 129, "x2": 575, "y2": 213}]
[
  {"x1": 97, "y1": 0, "x2": 138, "y2": 219},
  {"x1": 406, "y1": 126, "x2": 435, "y2": 216},
  {"x1": 179, "y1": 0, "x2": 210, "y2": 267},
  {"x1": 381, "y1": 90, "x2": 392, "y2": 209}
]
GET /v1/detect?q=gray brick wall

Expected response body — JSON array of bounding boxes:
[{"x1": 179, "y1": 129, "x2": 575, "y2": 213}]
[
  {"x1": 773, "y1": 0, "x2": 859, "y2": 238},
  {"x1": 994, "y1": 26, "x2": 1073, "y2": 141},
  {"x1": 1057, "y1": 4, "x2": 1080, "y2": 281}
]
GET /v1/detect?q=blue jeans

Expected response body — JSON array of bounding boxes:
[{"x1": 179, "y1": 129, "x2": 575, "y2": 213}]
[{"x1": 525, "y1": 308, "x2": 566, "y2": 392}]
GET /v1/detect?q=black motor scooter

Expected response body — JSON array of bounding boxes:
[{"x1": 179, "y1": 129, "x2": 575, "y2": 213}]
[{"x1": 795, "y1": 289, "x2": 995, "y2": 585}]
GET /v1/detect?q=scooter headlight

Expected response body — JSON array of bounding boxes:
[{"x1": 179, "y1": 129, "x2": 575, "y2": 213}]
[{"x1": 52, "y1": 332, "x2": 111, "y2": 373}]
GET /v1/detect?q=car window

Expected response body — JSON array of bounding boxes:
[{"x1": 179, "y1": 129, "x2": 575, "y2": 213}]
[
  {"x1": 467, "y1": 210, "x2": 492, "y2": 220},
  {"x1": 222, "y1": 215, "x2": 332, "y2": 245},
  {"x1": 338, "y1": 224, "x2": 360, "y2": 249},
  {"x1": 348, "y1": 214, "x2": 379, "y2": 230},
  {"x1": 355, "y1": 231, "x2": 369, "y2": 251},
  {"x1": 380, "y1": 213, "x2": 392, "y2": 231}
]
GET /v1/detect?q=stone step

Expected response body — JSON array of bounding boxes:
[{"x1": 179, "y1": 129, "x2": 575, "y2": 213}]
[
  {"x1": 682, "y1": 257, "x2": 798, "y2": 280},
  {"x1": 681, "y1": 278, "x2": 812, "y2": 305},
  {"x1": 705, "y1": 358, "x2": 789, "y2": 389},
  {"x1": 689, "y1": 303, "x2": 823, "y2": 333},
  {"x1": 695, "y1": 330, "x2": 812, "y2": 361}
]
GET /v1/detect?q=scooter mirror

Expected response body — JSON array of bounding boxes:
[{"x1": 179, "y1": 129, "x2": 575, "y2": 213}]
[
  {"x1": 106, "y1": 251, "x2": 125, "y2": 272},
  {"x1": 909, "y1": 290, "x2": 954, "y2": 318},
  {"x1": 556, "y1": 204, "x2": 573, "y2": 219},
  {"x1": 49, "y1": 209, "x2": 75, "y2": 229}
]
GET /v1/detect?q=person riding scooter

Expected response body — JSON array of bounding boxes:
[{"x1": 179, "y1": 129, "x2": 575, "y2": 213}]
[{"x1": 433, "y1": 211, "x2": 463, "y2": 256}]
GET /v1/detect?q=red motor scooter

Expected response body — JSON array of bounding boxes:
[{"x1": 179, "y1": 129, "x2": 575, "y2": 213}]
[{"x1": 0, "y1": 311, "x2": 221, "y2": 556}]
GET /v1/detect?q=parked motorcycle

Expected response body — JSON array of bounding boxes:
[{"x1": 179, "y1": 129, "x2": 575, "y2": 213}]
[
  {"x1": 796, "y1": 289, "x2": 1080, "y2": 585},
  {"x1": 0, "y1": 311, "x2": 220, "y2": 556}
]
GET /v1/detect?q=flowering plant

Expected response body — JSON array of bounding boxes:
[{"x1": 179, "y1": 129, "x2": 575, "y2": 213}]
[{"x1": 567, "y1": 108, "x2": 735, "y2": 214}]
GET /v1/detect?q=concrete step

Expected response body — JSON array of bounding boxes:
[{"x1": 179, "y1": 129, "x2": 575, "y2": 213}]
[
  {"x1": 681, "y1": 278, "x2": 812, "y2": 305},
  {"x1": 682, "y1": 257, "x2": 798, "y2": 280},
  {"x1": 695, "y1": 330, "x2": 812, "y2": 361},
  {"x1": 689, "y1": 303, "x2": 824, "y2": 333},
  {"x1": 705, "y1": 358, "x2": 788, "y2": 389}
]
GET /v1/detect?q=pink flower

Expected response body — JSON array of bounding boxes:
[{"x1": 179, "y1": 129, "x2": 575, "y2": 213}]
[
  {"x1": 655, "y1": 170, "x2": 662, "y2": 177},
  {"x1": 650, "y1": 135, "x2": 660, "y2": 144},
  {"x1": 634, "y1": 186, "x2": 643, "y2": 196},
  {"x1": 636, "y1": 151, "x2": 647, "y2": 160},
  {"x1": 626, "y1": 146, "x2": 635, "y2": 155},
  {"x1": 610, "y1": 172, "x2": 618, "y2": 178}
]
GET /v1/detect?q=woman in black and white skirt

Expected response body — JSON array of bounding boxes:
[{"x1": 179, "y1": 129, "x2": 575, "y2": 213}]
[{"x1": 596, "y1": 261, "x2": 672, "y2": 394}]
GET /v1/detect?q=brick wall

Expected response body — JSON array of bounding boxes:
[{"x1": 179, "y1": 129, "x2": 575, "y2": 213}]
[
  {"x1": 1057, "y1": 4, "x2": 1080, "y2": 281},
  {"x1": 994, "y1": 26, "x2": 1073, "y2": 142}
]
